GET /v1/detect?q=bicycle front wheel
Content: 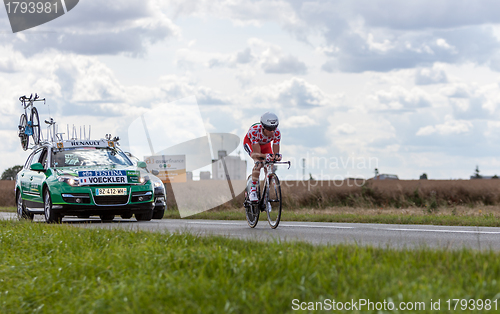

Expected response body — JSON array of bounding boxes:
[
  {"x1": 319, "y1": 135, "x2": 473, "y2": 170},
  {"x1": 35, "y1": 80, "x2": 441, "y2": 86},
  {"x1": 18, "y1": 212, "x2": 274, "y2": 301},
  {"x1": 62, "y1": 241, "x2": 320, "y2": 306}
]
[
  {"x1": 265, "y1": 173, "x2": 282, "y2": 229},
  {"x1": 19, "y1": 114, "x2": 29, "y2": 151},
  {"x1": 31, "y1": 107, "x2": 40, "y2": 145},
  {"x1": 245, "y1": 191, "x2": 260, "y2": 228}
]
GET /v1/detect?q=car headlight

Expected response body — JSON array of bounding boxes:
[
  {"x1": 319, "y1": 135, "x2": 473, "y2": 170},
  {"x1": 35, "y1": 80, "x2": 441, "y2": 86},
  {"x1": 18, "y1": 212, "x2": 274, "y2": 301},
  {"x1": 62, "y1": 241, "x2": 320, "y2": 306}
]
[
  {"x1": 154, "y1": 181, "x2": 163, "y2": 188},
  {"x1": 58, "y1": 175, "x2": 79, "y2": 187},
  {"x1": 139, "y1": 175, "x2": 150, "y2": 185}
]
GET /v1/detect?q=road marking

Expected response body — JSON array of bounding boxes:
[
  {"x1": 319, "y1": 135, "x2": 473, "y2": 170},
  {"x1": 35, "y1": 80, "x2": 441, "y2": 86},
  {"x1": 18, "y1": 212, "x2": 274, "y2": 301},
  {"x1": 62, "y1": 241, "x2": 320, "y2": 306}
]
[
  {"x1": 384, "y1": 228, "x2": 500, "y2": 235},
  {"x1": 184, "y1": 221, "x2": 244, "y2": 225},
  {"x1": 280, "y1": 224, "x2": 354, "y2": 229}
]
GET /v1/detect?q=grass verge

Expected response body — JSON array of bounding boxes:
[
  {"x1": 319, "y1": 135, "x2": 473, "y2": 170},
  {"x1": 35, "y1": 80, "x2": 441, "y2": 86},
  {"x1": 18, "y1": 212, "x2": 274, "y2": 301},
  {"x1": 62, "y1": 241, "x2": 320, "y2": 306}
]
[{"x1": 1, "y1": 220, "x2": 500, "y2": 313}]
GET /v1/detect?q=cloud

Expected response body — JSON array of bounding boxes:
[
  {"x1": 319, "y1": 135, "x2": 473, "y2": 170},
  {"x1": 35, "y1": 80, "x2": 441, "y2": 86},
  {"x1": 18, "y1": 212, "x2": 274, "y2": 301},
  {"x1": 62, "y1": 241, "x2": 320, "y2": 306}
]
[
  {"x1": 368, "y1": 86, "x2": 431, "y2": 112},
  {"x1": 441, "y1": 82, "x2": 500, "y2": 120},
  {"x1": 1, "y1": 0, "x2": 178, "y2": 57},
  {"x1": 247, "y1": 77, "x2": 336, "y2": 107},
  {"x1": 281, "y1": 115, "x2": 316, "y2": 128},
  {"x1": 333, "y1": 123, "x2": 356, "y2": 135},
  {"x1": 415, "y1": 64, "x2": 448, "y2": 85},
  {"x1": 261, "y1": 54, "x2": 307, "y2": 74},
  {"x1": 416, "y1": 117, "x2": 473, "y2": 136},
  {"x1": 208, "y1": 39, "x2": 307, "y2": 74}
]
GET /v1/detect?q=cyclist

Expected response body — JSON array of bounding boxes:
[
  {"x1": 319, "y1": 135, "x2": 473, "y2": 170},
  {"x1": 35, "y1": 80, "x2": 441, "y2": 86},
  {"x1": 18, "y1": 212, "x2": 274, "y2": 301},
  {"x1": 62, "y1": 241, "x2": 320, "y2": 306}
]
[{"x1": 243, "y1": 112, "x2": 282, "y2": 202}]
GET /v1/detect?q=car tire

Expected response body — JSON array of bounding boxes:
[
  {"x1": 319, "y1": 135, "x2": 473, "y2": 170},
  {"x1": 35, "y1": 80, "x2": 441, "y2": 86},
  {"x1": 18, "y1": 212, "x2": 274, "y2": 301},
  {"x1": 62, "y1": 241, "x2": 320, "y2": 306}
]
[
  {"x1": 152, "y1": 206, "x2": 165, "y2": 219},
  {"x1": 16, "y1": 191, "x2": 33, "y2": 220},
  {"x1": 135, "y1": 210, "x2": 153, "y2": 221},
  {"x1": 44, "y1": 189, "x2": 62, "y2": 224},
  {"x1": 99, "y1": 214, "x2": 114, "y2": 222}
]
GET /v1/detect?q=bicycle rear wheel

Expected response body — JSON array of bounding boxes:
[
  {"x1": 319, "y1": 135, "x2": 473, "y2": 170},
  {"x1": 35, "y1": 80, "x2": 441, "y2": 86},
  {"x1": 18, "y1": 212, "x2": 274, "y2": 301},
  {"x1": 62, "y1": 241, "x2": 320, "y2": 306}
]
[
  {"x1": 31, "y1": 107, "x2": 40, "y2": 145},
  {"x1": 19, "y1": 114, "x2": 29, "y2": 151},
  {"x1": 265, "y1": 173, "x2": 282, "y2": 229}
]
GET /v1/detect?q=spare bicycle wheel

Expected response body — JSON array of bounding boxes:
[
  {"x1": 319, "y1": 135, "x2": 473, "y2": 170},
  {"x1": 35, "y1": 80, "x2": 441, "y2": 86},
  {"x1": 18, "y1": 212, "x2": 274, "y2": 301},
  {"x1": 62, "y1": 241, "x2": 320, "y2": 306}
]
[
  {"x1": 31, "y1": 107, "x2": 40, "y2": 145},
  {"x1": 265, "y1": 173, "x2": 282, "y2": 229},
  {"x1": 19, "y1": 114, "x2": 29, "y2": 151}
]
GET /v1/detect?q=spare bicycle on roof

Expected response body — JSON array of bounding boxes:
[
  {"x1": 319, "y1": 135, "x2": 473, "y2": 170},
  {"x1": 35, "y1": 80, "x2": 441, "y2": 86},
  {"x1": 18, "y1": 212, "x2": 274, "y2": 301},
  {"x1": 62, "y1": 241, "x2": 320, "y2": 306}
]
[{"x1": 18, "y1": 93, "x2": 45, "y2": 150}]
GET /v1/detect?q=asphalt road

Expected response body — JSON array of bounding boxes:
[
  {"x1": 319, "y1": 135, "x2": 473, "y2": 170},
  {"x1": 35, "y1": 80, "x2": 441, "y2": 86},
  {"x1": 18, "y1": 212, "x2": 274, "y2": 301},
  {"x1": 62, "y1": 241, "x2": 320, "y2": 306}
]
[{"x1": 2, "y1": 212, "x2": 500, "y2": 250}]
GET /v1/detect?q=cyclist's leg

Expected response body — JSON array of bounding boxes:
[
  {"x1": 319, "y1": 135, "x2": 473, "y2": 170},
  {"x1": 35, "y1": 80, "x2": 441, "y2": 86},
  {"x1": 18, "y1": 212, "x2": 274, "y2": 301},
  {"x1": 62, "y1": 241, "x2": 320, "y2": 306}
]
[
  {"x1": 244, "y1": 138, "x2": 263, "y2": 201},
  {"x1": 260, "y1": 143, "x2": 273, "y2": 177}
]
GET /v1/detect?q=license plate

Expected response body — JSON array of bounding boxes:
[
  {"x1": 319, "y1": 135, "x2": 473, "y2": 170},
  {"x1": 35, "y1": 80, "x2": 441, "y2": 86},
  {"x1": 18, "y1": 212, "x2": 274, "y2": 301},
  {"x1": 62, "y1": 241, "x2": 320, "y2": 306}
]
[{"x1": 96, "y1": 188, "x2": 128, "y2": 196}]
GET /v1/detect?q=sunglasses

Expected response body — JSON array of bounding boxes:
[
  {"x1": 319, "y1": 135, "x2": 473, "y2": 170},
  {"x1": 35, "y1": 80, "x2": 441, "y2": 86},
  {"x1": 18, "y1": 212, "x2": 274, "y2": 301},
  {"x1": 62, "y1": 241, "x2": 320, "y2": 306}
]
[{"x1": 263, "y1": 126, "x2": 277, "y2": 132}]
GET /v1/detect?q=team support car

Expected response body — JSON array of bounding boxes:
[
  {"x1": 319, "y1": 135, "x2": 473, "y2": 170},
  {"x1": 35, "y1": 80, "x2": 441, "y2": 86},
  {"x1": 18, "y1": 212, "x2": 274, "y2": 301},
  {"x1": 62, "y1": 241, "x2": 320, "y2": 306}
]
[{"x1": 15, "y1": 139, "x2": 166, "y2": 223}]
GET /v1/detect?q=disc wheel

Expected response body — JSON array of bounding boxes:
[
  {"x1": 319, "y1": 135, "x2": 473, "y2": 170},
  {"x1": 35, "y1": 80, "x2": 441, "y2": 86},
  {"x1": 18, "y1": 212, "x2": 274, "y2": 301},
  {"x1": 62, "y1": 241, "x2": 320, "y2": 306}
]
[
  {"x1": 19, "y1": 114, "x2": 29, "y2": 151},
  {"x1": 265, "y1": 173, "x2": 282, "y2": 229},
  {"x1": 30, "y1": 107, "x2": 40, "y2": 145}
]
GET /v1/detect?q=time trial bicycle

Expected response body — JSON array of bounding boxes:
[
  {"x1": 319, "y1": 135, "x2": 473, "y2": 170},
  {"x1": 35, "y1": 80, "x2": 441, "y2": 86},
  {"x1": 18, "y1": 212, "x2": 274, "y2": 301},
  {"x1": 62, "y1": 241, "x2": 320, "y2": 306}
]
[
  {"x1": 18, "y1": 93, "x2": 44, "y2": 150},
  {"x1": 244, "y1": 158, "x2": 291, "y2": 229}
]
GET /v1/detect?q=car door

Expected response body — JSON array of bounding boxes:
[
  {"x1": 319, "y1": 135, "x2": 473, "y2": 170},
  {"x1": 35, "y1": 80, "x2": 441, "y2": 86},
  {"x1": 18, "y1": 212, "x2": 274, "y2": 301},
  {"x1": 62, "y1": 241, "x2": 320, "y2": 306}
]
[
  {"x1": 22, "y1": 148, "x2": 45, "y2": 206},
  {"x1": 30, "y1": 148, "x2": 48, "y2": 204}
]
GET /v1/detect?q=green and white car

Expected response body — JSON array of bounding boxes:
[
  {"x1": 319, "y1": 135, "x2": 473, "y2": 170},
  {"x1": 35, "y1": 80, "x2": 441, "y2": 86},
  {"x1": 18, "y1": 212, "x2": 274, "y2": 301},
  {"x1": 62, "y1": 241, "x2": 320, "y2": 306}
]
[{"x1": 15, "y1": 139, "x2": 166, "y2": 223}]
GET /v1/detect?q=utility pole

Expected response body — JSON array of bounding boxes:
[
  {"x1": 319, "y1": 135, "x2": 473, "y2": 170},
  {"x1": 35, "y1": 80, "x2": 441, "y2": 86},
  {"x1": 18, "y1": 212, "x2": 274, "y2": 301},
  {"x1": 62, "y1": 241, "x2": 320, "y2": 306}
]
[{"x1": 302, "y1": 158, "x2": 306, "y2": 180}]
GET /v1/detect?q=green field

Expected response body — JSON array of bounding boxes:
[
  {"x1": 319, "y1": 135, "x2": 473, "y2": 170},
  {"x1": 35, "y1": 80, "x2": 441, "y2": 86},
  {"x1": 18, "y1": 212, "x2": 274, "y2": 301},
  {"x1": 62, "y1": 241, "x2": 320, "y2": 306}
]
[{"x1": 1, "y1": 221, "x2": 500, "y2": 313}]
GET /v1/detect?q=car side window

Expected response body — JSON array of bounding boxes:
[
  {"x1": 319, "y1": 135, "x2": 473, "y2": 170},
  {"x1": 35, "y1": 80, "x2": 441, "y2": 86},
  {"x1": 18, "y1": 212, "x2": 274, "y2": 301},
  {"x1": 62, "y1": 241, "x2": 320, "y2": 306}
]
[
  {"x1": 40, "y1": 149, "x2": 48, "y2": 169},
  {"x1": 27, "y1": 149, "x2": 44, "y2": 168}
]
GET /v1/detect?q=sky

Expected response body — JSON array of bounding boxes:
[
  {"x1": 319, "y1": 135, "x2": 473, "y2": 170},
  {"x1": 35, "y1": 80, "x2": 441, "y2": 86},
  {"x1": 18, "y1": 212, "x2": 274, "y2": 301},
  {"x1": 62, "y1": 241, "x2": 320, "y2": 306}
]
[{"x1": 2, "y1": 0, "x2": 500, "y2": 180}]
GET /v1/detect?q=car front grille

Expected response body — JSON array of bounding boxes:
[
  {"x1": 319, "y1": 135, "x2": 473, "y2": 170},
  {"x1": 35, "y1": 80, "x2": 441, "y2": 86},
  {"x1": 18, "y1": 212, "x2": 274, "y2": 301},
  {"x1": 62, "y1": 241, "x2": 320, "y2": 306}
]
[{"x1": 93, "y1": 195, "x2": 129, "y2": 205}]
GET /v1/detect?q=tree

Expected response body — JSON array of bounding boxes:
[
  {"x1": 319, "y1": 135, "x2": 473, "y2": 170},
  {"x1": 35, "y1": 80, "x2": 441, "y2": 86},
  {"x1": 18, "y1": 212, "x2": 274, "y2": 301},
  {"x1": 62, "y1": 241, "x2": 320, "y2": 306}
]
[
  {"x1": 1, "y1": 165, "x2": 23, "y2": 180},
  {"x1": 474, "y1": 165, "x2": 482, "y2": 179},
  {"x1": 420, "y1": 173, "x2": 428, "y2": 180}
]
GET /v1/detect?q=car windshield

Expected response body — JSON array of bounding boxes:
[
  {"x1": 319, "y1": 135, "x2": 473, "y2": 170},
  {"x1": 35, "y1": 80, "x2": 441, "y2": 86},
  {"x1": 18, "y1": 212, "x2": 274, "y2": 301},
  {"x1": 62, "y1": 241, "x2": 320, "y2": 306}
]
[{"x1": 52, "y1": 148, "x2": 133, "y2": 167}]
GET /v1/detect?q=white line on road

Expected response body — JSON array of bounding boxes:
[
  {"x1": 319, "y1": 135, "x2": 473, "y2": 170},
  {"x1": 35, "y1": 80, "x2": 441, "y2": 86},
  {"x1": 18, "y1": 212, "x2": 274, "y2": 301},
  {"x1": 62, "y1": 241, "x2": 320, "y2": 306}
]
[{"x1": 384, "y1": 228, "x2": 500, "y2": 235}]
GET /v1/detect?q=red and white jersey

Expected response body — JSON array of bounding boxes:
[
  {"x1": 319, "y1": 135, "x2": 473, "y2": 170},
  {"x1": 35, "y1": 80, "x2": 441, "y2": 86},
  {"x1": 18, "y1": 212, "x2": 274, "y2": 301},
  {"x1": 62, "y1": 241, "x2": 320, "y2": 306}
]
[{"x1": 245, "y1": 123, "x2": 281, "y2": 145}]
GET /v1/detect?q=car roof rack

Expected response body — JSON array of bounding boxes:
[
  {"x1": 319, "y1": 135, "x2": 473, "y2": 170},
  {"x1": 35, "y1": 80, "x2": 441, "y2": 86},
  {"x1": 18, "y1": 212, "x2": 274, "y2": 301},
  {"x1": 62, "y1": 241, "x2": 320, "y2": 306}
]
[{"x1": 35, "y1": 117, "x2": 120, "y2": 150}]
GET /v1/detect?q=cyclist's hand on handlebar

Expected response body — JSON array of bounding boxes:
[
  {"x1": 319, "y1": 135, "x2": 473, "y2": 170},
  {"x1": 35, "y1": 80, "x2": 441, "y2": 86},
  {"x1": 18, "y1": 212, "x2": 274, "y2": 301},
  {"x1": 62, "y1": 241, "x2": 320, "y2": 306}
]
[
  {"x1": 274, "y1": 154, "x2": 282, "y2": 161},
  {"x1": 265, "y1": 154, "x2": 274, "y2": 162}
]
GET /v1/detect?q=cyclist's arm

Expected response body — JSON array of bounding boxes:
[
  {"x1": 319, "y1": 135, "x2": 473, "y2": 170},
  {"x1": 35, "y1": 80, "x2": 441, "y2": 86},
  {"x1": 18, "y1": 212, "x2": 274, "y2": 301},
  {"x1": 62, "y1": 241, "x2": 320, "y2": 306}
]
[
  {"x1": 273, "y1": 144, "x2": 282, "y2": 161},
  {"x1": 272, "y1": 144, "x2": 280, "y2": 155}
]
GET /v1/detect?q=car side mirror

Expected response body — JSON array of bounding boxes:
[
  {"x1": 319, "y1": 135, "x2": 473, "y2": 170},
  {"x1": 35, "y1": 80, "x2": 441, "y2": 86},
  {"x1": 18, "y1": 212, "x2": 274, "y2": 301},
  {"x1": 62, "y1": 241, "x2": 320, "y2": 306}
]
[
  {"x1": 137, "y1": 161, "x2": 147, "y2": 169},
  {"x1": 151, "y1": 169, "x2": 159, "y2": 175},
  {"x1": 30, "y1": 162, "x2": 45, "y2": 172}
]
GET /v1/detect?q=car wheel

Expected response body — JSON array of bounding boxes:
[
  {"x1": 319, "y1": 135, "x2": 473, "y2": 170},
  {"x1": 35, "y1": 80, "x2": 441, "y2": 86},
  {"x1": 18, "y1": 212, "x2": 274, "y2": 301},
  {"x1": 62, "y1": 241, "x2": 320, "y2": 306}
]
[
  {"x1": 135, "y1": 210, "x2": 153, "y2": 221},
  {"x1": 44, "y1": 189, "x2": 62, "y2": 224},
  {"x1": 16, "y1": 191, "x2": 33, "y2": 220},
  {"x1": 152, "y1": 206, "x2": 165, "y2": 219},
  {"x1": 99, "y1": 214, "x2": 114, "y2": 222}
]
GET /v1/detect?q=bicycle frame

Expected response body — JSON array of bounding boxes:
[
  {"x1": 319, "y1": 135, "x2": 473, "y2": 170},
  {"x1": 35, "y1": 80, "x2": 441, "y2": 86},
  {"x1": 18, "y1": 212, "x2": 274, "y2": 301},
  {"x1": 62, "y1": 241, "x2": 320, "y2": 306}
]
[{"x1": 258, "y1": 160, "x2": 291, "y2": 211}]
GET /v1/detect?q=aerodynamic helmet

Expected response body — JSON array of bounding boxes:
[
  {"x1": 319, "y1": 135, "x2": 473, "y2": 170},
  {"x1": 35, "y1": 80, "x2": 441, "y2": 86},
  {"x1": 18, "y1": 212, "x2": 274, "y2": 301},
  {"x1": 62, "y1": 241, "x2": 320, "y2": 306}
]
[{"x1": 260, "y1": 112, "x2": 279, "y2": 131}]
